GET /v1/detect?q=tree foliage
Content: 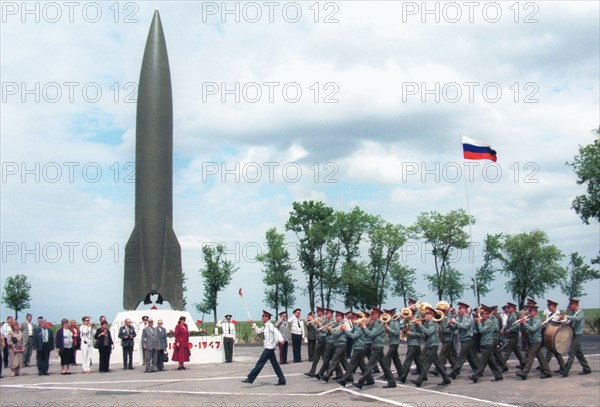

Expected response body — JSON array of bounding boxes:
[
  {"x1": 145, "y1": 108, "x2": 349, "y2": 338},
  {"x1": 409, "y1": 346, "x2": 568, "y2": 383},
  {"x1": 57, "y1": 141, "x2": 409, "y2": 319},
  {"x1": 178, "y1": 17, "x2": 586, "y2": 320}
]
[
  {"x1": 414, "y1": 209, "x2": 474, "y2": 300},
  {"x1": 285, "y1": 200, "x2": 334, "y2": 311},
  {"x1": 492, "y1": 230, "x2": 565, "y2": 309},
  {"x1": 196, "y1": 244, "x2": 238, "y2": 323},
  {"x1": 389, "y1": 263, "x2": 419, "y2": 307},
  {"x1": 257, "y1": 227, "x2": 296, "y2": 315},
  {"x1": 471, "y1": 233, "x2": 501, "y2": 306},
  {"x1": 567, "y1": 129, "x2": 600, "y2": 225},
  {"x1": 2, "y1": 274, "x2": 31, "y2": 319},
  {"x1": 561, "y1": 252, "x2": 600, "y2": 298}
]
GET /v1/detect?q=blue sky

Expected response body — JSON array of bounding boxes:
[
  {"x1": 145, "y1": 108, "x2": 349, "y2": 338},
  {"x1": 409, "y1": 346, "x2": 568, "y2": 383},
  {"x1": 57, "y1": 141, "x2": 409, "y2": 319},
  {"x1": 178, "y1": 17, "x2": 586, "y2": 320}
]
[{"x1": 1, "y1": 1, "x2": 598, "y2": 323}]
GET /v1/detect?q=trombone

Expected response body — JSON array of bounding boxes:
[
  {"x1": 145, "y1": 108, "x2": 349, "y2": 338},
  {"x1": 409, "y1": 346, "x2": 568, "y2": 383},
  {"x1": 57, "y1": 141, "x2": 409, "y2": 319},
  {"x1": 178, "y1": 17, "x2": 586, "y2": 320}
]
[{"x1": 317, "y1": 321, "x2": 334, "y2": 331}]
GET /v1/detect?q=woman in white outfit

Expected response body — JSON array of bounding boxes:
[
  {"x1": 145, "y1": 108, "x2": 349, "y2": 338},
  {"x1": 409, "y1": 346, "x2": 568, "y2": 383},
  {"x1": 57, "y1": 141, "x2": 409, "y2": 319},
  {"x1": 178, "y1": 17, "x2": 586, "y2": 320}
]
[{"x1": 79, "y1": 316, "x2": 94, "y2": 374}]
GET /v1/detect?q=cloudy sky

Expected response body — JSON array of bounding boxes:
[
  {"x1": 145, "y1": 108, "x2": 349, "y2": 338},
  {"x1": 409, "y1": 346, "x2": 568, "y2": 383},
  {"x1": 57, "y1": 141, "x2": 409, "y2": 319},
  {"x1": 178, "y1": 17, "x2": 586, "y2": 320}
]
[{"x1": 1, "y1": 1, "x2": 599, "y2": 323}]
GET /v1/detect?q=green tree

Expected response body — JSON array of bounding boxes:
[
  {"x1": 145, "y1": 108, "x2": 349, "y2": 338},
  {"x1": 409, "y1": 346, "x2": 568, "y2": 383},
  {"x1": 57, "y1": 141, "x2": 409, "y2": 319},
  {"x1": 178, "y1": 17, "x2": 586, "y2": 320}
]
[
  {"x1": 320, "y1": 239, "x2": 342, "y2": 309},
  {"x1": 389, "y1": 262, "x2": 419, "y2": 307},
  {"x1": 561, "y1": 252, "x2": 600, "y2": 298},
  {"x1": 414, "y1": 209, "x2": 474, "y2": 300},
  {"x1": 256, "y1": 227, "x2": 296, "y2": 316},
  {"x1": 567, "y1": 129, "x2": 600, "y2": 225},
  {"x1": 285, "y1": 200, "x2": 334, "y2": 311},
  {"x1": 334, "y1": 207, "x2": 374, "y2": 309},
  {"x1": 492, "y1": 230, "x2": 565, "y2": 309},
  {"x1": 196, "y1": 244, "x2": 238, "y2": 323},
  {"x1": 2, "y1": 274, "x2": 31, "y2": 319},
  {"x1": 443, "y1": 266, "x2": 465, "y2": 306},
  {"x1": 471, "y1": 234, "x2": 501, "y2": 306},
  {"x1": 367, "y1": 219, "x2": 410, "y2": 308}
]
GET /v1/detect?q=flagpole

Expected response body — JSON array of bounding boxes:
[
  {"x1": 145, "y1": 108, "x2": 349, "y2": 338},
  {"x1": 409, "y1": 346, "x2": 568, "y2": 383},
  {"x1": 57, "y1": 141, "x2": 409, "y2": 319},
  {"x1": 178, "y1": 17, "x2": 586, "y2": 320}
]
[{"x1": 459, "y1": 133, "x2": 479, "y2": 307}]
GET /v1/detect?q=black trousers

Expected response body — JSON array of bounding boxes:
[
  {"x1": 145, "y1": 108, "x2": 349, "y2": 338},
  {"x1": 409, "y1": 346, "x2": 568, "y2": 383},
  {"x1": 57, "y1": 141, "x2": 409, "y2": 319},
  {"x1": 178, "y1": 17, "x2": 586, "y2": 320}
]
[
  {"x1": 399, "y1": 345, "x2": 422, "y2": 380},
  {"x1": 98, "y1": 347, "x2": 111, "y2": 372},
  {"x1": 450, "y1": 339, "x2": 479, "y2": 377},
  {"x1": 472, "y1": 345, "x2": 502, "y2": 379},
  {"x1": 325, "y1": 344, "x2": 348, "y2": 378},
  {"x1": 307, "y1": 337, "x2": 326, "y2": 374},
  {"x1": 157, "y1": 349, "x2": 165, "y2": 370},
  {"x1": 358, "y1": 346, "x2": 395, "y2": 386},
  {"x1": 247, "y1": 348, "x2": 286, "y2": 384},
  {"x1": 362, "y1": 343, "x2": 380, "y2": 373},
  {"x1": 340, "y1": 347, "x2": 367, "y2": 383},
  {"x1": 564, "y1": 335, "x2": 590, "y2": 374},
  {"x1": 436, "y1": 341, "x2": 457, "y2": 372},
  {"x1": 307, "y1": 339, "x2": 316, "y2": 361},
  {"x1": 291, "y1": 334, "x2": 302, "y2": 362},
  {"x1": 492, "y1": 342, "x2": 507, "y2": 370},
  {"x1": 522, "y1": 342, "x2": 551, "y2": 375},
  {"x1": 223, "y1": 337, "x2": 234, "y2": 362},
  {"x1": 3, "y1": 338, "x2": 8, "y2": 367},
  {"x1": 419, "y1": 345, "x2": 451, "y2": 381},
  {"x1": 36, "y1": 347, "x2": 51, "y2": 374},
  {"x1": 502, "y1": 335, "x2": 525, "y2": 365},
  {"x1": 122, "y1": 345, "x2": 134, "y2": 369},
  {"x1": 278, "y1": 341, "x2": 288, "y2": 364},
  {"x1": 383, "y1": 344, "x2": 403, "y2": 377}
]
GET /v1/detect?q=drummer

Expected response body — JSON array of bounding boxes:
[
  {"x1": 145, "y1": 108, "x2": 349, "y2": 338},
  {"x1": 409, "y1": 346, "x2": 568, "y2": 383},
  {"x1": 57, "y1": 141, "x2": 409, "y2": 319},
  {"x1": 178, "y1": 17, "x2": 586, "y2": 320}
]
[
  {"x1": 561, "y1": 298, "x2": 592, "y2": 377},
  {"x1": 543, "y1": 299, "x2": 566, "y2": 373}
]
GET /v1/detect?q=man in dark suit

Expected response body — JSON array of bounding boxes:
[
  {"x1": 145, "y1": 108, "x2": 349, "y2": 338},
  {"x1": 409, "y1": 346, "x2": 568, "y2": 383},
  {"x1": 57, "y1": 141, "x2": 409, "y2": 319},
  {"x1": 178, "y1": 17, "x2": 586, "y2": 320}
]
[
  {"x1": 34, "y1": 318, "x2": 54, "y2": 375},
  {"x1": 142, "y1": 318, "x2": 160, "y2": 372},
  {"x1": 118, "y1": 318, "x2": 136, "y2": 370}
]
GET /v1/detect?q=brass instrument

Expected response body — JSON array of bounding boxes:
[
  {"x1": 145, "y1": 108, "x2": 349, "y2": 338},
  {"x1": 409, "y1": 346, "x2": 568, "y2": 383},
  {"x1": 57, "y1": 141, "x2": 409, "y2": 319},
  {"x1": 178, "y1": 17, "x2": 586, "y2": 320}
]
[
  {"x1": 511, "y1": 315, "x2": 531, "y2": 326},
  {"x1": 400, "y1": 308, "x2": 412, "y2": 318},
  {"x1": 331, "y1": 319, "x2": 350, "y2": 333},
  {"x1": 433, "y1": 309, "x2": 445, "y2": 323},
  {"x1": 380, "y1": 313, "x2": 391, "y2": 323},
  {"x1": 307, "y1": 317, "x2": 323, "y2": 326},
  {"x1": 407, "y1": 317, "x2": 425, "y2": 325},
  {"x1": 419, "y1": 302, "x2": 433, "y2": 314},
  {"x1": 436, "y1": 301, "x2": 450, "y2": 312},
  {"x1": 318, "y1": 321, "x2": 334, "y2": 331}
]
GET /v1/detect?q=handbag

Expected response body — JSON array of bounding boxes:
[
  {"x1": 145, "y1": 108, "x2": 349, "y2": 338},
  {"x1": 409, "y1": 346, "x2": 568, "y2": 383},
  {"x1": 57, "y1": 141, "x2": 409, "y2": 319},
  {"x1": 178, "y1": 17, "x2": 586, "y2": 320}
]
[
  {"x1": 163, "y1": 353, "x2": 169, "y2": 362},
  {"x1": 93, "y1": 339, "x2": 99, "y2": 349}
]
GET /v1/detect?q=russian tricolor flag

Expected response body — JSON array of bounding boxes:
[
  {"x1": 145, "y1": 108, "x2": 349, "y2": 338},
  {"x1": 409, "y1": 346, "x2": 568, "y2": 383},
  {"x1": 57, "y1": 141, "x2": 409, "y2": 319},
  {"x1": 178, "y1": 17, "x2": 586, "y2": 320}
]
[{"x1": 462, "y1": 136, "x2": 497, "y2": 162}]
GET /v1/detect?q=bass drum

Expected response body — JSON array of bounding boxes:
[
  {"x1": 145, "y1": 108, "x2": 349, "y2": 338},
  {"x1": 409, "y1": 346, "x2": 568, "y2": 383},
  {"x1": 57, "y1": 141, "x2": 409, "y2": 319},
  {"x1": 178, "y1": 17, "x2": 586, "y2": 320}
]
[{"x1": 544, "y1": 323, "x2": 573, "y2": 354}]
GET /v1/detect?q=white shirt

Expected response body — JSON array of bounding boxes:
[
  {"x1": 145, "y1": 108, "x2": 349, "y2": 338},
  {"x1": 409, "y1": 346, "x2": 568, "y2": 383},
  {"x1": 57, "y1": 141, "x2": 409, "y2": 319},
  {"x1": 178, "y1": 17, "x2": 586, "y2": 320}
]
[
  {"x1": 254, "y1": 321, "x2": 283, "y2": 350},
  {"x1": 80, "y1": 324, "x2": 94, "y2": 345},
  {"x1": 288, "y1": 314, "x2": 305, "y2": 337},
  {"x1": 1, "y1": 322, "x2": 13, "y2": 338},
  {"x1": 216, "y1": 319, "x2": 236, "y2": 339}
]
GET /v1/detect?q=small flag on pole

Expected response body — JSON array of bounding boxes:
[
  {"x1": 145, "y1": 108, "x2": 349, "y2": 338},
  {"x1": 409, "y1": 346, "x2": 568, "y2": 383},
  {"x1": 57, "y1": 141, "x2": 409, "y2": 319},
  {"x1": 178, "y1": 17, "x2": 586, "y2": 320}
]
[
  {"x1": 238, "y1": 288, "x2": 243, "y2": 297},
  {"x1": 462, "y1": 136, "x2": 497, "y2": 162}
]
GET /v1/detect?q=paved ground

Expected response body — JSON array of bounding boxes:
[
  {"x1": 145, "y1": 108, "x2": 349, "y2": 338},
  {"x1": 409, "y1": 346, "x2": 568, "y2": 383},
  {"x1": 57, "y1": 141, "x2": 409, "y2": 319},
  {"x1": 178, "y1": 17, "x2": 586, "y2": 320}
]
[{"x1": 1, "y1": 336, "x2": 598, "y2": 407}]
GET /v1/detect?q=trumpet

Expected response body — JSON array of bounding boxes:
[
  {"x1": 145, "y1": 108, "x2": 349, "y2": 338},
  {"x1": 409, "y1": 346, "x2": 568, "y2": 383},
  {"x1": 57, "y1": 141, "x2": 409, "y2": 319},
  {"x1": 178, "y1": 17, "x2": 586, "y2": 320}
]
[
  {"x1": 318, "y1": 321, "x2": 334, "y2": 331},
  {"x1": 380, "y1": 313, "x2": 392, "y2": 324},
  {"x1": 400, "y1": 308, "x2": 413, "y2": 319},
  {"x1": 511, "y1": 315, "x2": 531, "y2": 326},
  {"x1": 331, "y1": 320, "x2": 350, "y2": 332},
  {"x1": 307, "y1": 317, "x2": 323, "y2": 326}
]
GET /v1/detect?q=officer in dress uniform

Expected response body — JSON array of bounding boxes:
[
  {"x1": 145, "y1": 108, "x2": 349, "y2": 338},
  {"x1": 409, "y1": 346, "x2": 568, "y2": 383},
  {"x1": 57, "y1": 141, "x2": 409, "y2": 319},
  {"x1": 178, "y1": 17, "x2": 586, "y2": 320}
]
[
  {"x1": 469, "y1": 305, "x2": 503, "y2": 383},
  {"x1": 410, "y1": 307, "x2": 452, "y2": 387},
  {"x1": 275, "y1": 311, "x2": 290, "y2": 364},
  {"x1": 216, "y1": 314, "x2": 236, "y2": 363},
  {"x1": 448, "y1": 302, "x2": 479, "y2": 379},
  {"x1": 489, "y1": 305, "x2": 508, "y2": 372},
  {"x1": 287, "y1": 308, "x2": 305, "y2": 363},
  {"x1": 242, "y1": 310, "x2": 286, "y2": 385},
  {"x1": 352, "y1": 308, "x2": 397, "y2": 389},
  {"x1": 561, "y1": 298, "x2": 592, "y2": 377}
]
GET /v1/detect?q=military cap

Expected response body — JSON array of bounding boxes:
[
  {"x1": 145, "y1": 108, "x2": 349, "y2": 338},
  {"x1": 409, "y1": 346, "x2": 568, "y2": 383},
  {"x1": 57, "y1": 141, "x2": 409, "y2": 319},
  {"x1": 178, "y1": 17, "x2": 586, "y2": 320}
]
[
  {"x1": 262, "y1": 310, "x2": 273, "y2": 318},
  {"x1": 526, "y1": 298, "x2": 537, "y2": 305},
  {"x1": 279, "y1": 311, "x2": 287, "y2": 316},
  {"x1": 408, "y1": 298, "x2": 418, "y2": 304},
  {"x1": 370, "y1": 307, "x2": 383, "y2": 315},
  {"x1": 316, "y1": 306, "x2": 324, "y2": 313},
  {"x1": 546, "y1": 299, "x2": 558, "y2": 307},
  {"x1": 457, "y1": 302, "x2": 470, "y2": 309},
  {"x1": 506, "y1": 302, "x2": 517, "y2": 308},
  {"x1": 568, "y1": 298, "x2": 580, "y2": 305},
  {"x1": 383, "y1": 308, "x2": 396, "y2": 314},
  {"x1": 293, "y1": 308, "x2": 301, "y2": 313},
  {"x1": 335, "y1": 310, "x2": 345, "y2": 318},
  {"x1": 224, "y1": 314, "x2": 232, "y2": 318}
]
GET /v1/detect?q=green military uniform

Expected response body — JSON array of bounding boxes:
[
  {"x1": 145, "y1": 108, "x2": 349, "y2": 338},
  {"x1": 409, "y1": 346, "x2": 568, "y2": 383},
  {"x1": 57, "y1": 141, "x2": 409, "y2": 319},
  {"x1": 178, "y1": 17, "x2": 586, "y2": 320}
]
[
  {"x1": 491, "y1": 311, "x2": 508, "y2": 371},
  {"x1": 470, "y1": 316, "x2": 503, "y2": 382},
  {"x1": 516, "y1": 313, "x2": 551, "y2": 379},
  {"x1": 322, "y1": 319, "x2": 349, "y2": 381},
  {"x1": 449, "y1": 312, "x2": 479, "y2": 378},
  {"x1": 306, "y1": 318, "x2": 318, "y2": 362},
  {"x1": 337, "y1": 321, "x2": 368, "y2": 386},
  {"x1": 354, "y1": 319, "x2": 396, "y2": 388},
  {"x1": 383, "y1": 319, "x2": 403, "y2": 378},
  {"x1": 501, "y1": 310, "x2": 525, "y2": 367},
  {"x1": 316, "y1": 320, "x2": 344, "y2": 378},
  {"x1": 398, "y1": 320, "x2": 423, "y2": 382},
  {"x1": 305, "y1": 316, "x2": 329, "y2": 376},
  {"x1": 411, "y1": 318, "x2": 451, "y2": 387},
  {"x1": 563, "y1": 308, "x2": 591, "y2": 376},
  {"x1": 434, "y1": 313, "x2": 457, "y2": 375}
]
